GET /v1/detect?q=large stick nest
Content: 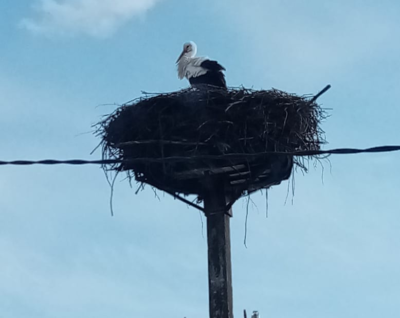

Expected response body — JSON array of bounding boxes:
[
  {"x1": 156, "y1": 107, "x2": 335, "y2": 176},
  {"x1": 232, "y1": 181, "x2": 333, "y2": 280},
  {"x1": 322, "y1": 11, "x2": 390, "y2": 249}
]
[{"x1": 96, "y1": 87, "x2": 327, "y2": 197}]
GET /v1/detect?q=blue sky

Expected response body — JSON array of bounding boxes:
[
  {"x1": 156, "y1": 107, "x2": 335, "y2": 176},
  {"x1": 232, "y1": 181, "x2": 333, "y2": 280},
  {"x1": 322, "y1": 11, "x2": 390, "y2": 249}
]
[{"x1": 1, "y1": 0, "x2": 400, "y2": 317}]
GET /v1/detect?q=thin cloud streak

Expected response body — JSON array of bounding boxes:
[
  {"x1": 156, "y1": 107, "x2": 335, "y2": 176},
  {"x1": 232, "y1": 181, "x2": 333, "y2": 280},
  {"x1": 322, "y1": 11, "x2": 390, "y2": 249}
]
[{"x1": 21, "y1": 0, "x2": 163, "y2": 38}]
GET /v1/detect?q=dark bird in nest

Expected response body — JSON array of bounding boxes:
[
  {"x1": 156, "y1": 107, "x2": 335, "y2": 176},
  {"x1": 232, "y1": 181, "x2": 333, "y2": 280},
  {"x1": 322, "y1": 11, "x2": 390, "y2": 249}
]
[{"x1": 176, "y1": 41, "x2": 227, "y2": 89}]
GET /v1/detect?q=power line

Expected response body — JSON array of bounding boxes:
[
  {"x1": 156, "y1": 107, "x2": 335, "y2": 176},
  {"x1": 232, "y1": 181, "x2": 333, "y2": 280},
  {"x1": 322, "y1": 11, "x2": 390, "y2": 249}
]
[{"x1": 0, "y1": 145, "x2": 399, "y2": 166}]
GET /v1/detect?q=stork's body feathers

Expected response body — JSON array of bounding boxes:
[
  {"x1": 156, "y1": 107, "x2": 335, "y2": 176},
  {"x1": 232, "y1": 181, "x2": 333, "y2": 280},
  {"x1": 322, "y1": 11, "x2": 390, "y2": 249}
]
[
  {"x1": 189, "y1": 59, "x2": 226, "y2": 88},
  {"x1": 176, "y1": 41, "x2": 227, "y2": 89}
]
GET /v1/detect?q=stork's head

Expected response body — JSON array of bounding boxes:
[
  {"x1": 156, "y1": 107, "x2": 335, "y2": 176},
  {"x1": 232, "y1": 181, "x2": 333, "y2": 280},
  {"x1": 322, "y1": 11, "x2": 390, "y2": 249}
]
[{"x1": 176, "y1": 41, "x2": 197, "y2": 63}]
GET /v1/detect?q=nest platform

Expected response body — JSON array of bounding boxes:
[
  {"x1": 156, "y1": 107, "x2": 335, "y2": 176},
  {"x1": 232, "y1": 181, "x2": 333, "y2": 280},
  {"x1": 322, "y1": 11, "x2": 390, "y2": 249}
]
[{"x1": 97, "y1": 87, "x2": 326, "y2": 200}]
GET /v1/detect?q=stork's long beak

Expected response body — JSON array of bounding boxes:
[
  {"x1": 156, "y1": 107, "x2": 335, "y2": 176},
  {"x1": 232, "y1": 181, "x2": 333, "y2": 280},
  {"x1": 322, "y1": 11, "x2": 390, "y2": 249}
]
[{"x1": 176, "y1": 49, "x2": 185, "y2": 63}]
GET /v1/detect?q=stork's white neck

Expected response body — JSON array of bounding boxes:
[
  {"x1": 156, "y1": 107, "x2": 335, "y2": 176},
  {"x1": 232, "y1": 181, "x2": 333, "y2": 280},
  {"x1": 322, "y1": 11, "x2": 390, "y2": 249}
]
[{"x1": 177, "y1": 57, "x2": 191, "y2": 79}]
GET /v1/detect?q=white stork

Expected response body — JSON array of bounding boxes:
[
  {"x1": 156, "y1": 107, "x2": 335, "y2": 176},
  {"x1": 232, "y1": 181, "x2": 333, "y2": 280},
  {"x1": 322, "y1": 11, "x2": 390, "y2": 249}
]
[{"x1": 176, "y1": 41, "x2": 227, "y2": 89}]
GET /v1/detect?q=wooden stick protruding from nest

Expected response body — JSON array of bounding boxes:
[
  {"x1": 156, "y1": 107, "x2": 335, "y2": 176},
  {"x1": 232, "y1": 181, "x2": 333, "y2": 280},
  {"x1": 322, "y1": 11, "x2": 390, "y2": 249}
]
[{"x1": 310, "y1": 84, "x2": 331, "y2": 103}]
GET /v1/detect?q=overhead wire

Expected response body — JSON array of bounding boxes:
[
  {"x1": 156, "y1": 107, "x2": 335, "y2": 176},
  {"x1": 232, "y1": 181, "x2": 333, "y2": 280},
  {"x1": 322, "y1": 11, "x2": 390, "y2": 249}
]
[{"x1": 0, "y1": 145, "x2": 399, "y2": 166}]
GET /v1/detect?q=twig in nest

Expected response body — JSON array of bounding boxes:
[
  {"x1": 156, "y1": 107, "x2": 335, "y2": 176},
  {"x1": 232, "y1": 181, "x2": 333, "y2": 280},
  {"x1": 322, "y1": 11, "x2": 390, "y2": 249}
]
[
  {"x1": 244, "y1": 196, "x2": 250, "y2": 248},
  {"x1": 109, "y1": 172, "x2": 119, "y2": 216}
]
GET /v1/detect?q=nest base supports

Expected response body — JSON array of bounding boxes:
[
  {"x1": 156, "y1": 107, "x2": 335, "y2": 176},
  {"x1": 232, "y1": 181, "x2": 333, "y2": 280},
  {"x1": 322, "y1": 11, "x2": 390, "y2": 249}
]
[{"x1": 204, "y1": 182, "x2": 233, "y2": 318}]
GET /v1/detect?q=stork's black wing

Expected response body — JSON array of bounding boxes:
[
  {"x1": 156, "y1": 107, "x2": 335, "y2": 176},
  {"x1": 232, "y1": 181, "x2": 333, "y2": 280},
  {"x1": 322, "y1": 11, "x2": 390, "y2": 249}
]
[
  {"x1": 189, "y1": 59, "x2": 227, "y2": 89},
  {"x1": 200, "y1": 59, "x2": 226, "y2": 72}
]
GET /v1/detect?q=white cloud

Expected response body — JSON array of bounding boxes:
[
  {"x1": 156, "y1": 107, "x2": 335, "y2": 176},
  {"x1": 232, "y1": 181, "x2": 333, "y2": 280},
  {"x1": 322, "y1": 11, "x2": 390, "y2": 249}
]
[{"x1": 21, "y1": 0, "x2": 162, "y2": 38}]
